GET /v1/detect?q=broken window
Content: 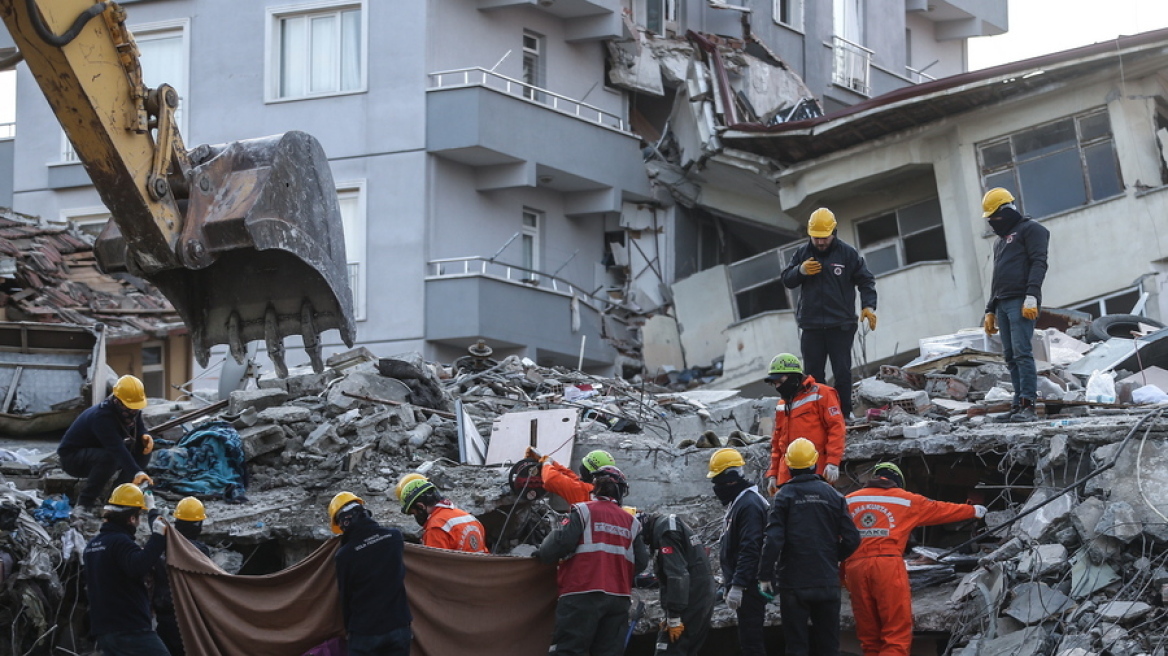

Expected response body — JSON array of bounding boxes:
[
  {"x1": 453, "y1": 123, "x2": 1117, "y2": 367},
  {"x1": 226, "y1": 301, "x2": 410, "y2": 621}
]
[
  {"x1": 727, "y1": 241, "x2": 803, "y2": 320},
  {"x1": 1068, "y1": 286, "x2": 1141, "y2": 320},
  {"x1": 855, "y1": 197, "x2": 947, "y2": 276},
  {"x1": 636, "y1": 0, "x2": 678, "y2": 36},
  {"x1": 977, "y1": 109, "x2": 1123, "y2": 219},
  {"x1": 773, "y1": 0, "x2": 803, "y2": 30},
  {"x1": 271, "y1": 4, "x2": 363, "y2": 101}
]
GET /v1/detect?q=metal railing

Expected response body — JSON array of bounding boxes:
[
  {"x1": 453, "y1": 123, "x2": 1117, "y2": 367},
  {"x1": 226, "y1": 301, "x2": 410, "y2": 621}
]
[
  {"x1": 427, "y1": 67, "x2": 628, "y2": 132},
  {"x1": 906, "y1": 65, "x2": 937, "y2": 84},
  {"x1": 832, "y1": 35, "x2": 873, "y2": 96},
  {"x1": 427, "y1": 256, "x2": 620, "y2": 310}
]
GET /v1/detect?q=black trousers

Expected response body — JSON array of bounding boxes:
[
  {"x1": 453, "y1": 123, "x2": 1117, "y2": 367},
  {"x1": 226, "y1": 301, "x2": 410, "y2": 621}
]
[
  {"x1": 60, "y1": 448, "x2": 150, "y2": 507},
  {"x1": 779, "y1": 587, "x2": 842, "y2": 656},
  {"x1": 736, "y1": 586, "x2": 767, "y2": 656},
  {"x1": 800, "y1": 325, "x2": 858, "y2": 418},
  {"x1": 654, "y1": 595, "x2": 714, "y2": 655},
  {"x1": 155, "y1": 610, "x2": 184, "y2": 656},
  {"x1": 550, "y1": 591, "x2": 631, "y2": 656}
]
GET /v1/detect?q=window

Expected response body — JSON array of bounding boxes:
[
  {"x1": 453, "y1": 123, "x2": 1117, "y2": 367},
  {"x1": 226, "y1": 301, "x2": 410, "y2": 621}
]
[
  {"x1": 1069, "y1": 287, "x2": 1141, "y2": 320},
  {"x1": 727, "y1": 241, "x2": 804, "y2": 320},
  {"x1": 60, "y1": 207, "x2": 112, "y2": 239},
  {"x1": 521, "y1": 209, "x2": 541, "y2": 279},
  {"x1": 269, "y1": 3, "x2": 365, "y2": 101},
  {"x1": 978, "y1": 109, "x2": 1123, "y2": 219},
  {"x1": 773, "y1": 0, "x2": 803, "y2": 30},
  {"x1": 638, "y1": 0, "x2": 678, "y2": 35},
  {"x1": 522, "y1": 31, "x2": 543, "y2": 100},
  {"x1": 0, "y1": 69, "x2": 14, "y2": 139},
  {"x1": 337, "y1": 183, "x2": 366, "y2": 321},
  {"x1": 141, "y1": 342, "x2": 165, "y2": 399},
  {"x1": 855, "y1": 198, "x2": 947, "y2": 276},
  {"x1": 834, "y1": 0, "x2": 863, "y2": 42},
  {"x1": 832, "y1": 0, "x2": 870, "y2": 94}
]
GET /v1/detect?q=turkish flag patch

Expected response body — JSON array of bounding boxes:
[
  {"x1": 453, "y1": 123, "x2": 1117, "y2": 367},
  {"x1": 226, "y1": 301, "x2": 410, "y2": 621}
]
[
  {"x1": 561, "y1": 518, "x2": 570, "y2": 525},
  {"x1": 661, "y1": 546, "x2": 674, "y2": 554},
  {"x1": 829, "y1": 407, "x2": 841, "y2": 416}
]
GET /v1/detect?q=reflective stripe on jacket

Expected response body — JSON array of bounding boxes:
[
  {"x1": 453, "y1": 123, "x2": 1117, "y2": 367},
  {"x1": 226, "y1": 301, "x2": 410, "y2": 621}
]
[
  {"x1": 767, "y1": 376, "x2": 846, "y2": 483},
  {"x1": 557, "y1": 499, "x2": 640, "y2": 597},
  {"x1": 845, "y1": 486, "x2": 977, "y2": 560},
  {"x1": 422, "y1": 504, "x2": 489, "y2": 553}
]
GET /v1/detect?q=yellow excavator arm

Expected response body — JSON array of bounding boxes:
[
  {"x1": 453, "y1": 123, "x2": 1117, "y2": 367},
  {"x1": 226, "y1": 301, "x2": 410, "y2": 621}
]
[{"x1": 0, "y1": 0, "x2": 355, "y2": 376}]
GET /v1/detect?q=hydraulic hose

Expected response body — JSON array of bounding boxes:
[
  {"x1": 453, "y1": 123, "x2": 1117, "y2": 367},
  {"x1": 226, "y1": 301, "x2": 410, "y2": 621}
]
[{"x1": 25, "y1": 0, "x2": 108, "y2": 47}]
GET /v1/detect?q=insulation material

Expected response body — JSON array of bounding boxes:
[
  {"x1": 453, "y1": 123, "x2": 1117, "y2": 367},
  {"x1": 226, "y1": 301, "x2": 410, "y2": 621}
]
[
  {"x1": 485, "y1": 408, "x2": 578, "y2": 466},
  {"x1": 456, "y1": 399, "x2": 486, "y2": 465}
]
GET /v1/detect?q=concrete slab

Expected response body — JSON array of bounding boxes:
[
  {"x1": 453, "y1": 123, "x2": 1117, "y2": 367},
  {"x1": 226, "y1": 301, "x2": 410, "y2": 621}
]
[
  {"x1": 1092, "y1": 437, "x2": 1168, "y2": 542},
  {"x1": 671, "y1": 266, "x2": 735, "y2": 369},
  {"x1": 979, "y1": 626, "x2": 1048, "y2": 656},
  {"x1": 1014, "y1": 487, "x2": 1076, "y2": 542},
  {"x1": 486, "y1": 408, "x2": 578, "y2": 466},
  {"x1": 1069, "y1": 548, "x2": 1120, "y2": 599},
  {"x1": 1005, "y1": 582, "x2": 1073, "y2": 625},
  {"x1": 1018, "y1": 544, "x2": 1068, "y2": 577},
  {"x1": 1097, "y1": 601, "x2": 1152, "y2": 622},
  {"x1": 642, "y1": 315, "x2": 685, "y2": 374}
]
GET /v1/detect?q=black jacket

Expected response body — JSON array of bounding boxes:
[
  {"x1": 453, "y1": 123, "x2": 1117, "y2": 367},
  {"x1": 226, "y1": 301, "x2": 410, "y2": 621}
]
[
  {"x1": 987, "y1": 217, "x2": 1049, "y2": 313},
  {"x1": 152, "y1": 536, "x2": 209, "y2": 613},
  {"x1": 646, "y1": 514, "x2": 716, "y2": 617},
  {"x1": 83, "y1": 521, "x2": 166, "y2": 636},
  {"x1": 757, "y1": 473, "x2": 860, "y2": 589},
  {"x1": 781, "y1": 238, "x2": 877, "y2": 329},
  {"x1": 719, "y1": 486, "x2": 768, "y2": 589},
  {"x1": 59, "y1": 399, "x2": 148, "y2": 476},
  {"x1": 334, "y1": 514, "x2": 412, "y2": 635}
]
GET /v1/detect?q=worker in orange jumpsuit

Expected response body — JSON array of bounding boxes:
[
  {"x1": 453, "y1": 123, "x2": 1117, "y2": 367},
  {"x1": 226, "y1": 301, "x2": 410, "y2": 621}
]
[
  {"x1": 399, "y1": 477, "x2": 489, "y2": 553},
  {"x1": 763, "y1": 353, "x2": 847, "y2": 495},
  {"x1": 525, "y1": 447, "x2": 617, "y2": 505},
  {"x1": 843, "y1": 463, "x2": 986, "y2": 656}
]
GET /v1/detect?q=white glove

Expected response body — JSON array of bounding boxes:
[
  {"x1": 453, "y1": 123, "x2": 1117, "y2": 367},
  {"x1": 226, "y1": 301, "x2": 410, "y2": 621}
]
[
  {"x1": 152, "y1": 518, "x2": 168, "y2": 535},
  {"x1": 759, "y1": 581, "x2": 773, "y2": 596},
  {"x1": 973, "y1": 505, "x2": 987, "y2": 519},
  {"x1": 725, "y1": 585, "x2": 744, "y2": 611},
  {"x1": 824, "y1": 464, "x2": 839, "y2": 484},
  {"x1": 766, "y1": 477, "x2": 777, "y2": 497},
  {"x1": 1022, "y1": 295, "x2": 1039, "y2": 321}
]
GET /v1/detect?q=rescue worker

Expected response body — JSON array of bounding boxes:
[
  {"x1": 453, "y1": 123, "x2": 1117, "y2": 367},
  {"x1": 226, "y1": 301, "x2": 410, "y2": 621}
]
[
  {"x1": 537, "y1": 466, "x2": 649, "y2": 656},
  {"x1": 331, "y1": 492, "x2": 412, "y2": 656},
  {"x1": 764, "y1": 353, "x2": 846, "y2": 495},
  {"x1": 640, "y1": 511, "x2": 715, "y2": 656},
  {"x1": 781, "y1": 207, "x2": 878, "y2": 420},
  {"x1": 151, "y1": 497, "x2": 210, "y2": 656},
  {"x1": 981, "y1": 188, "x2": 1050, "y2": 423},
  {"x1": 708, "y1": 448, "x2": 768, "y2": 656},
  {"x1": 758, "y1": 438, "x2": 860, "y2": 656},
  {"x1": 844, "y1": 463, "x2": 986, "y2": 656},
  {"x1": 523, "y1": 447, "x2": 617, "y2": 504},
  {"x1": 59, "y1": 375, "x2": 155, "y2": 512},
  {"x1": 83, "y1": 483, "x2": 169, "y2": 655},
  {"x1": 398, "y1": 476, "x2": 489, "y2": 552}
]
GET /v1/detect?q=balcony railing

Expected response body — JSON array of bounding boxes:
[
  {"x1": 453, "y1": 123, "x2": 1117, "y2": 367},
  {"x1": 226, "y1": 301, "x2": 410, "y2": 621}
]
[
  {"x1": 832, "y1": 35, "x2": 873, "y2": 96},
  {"x1": 906, "y1": 66, "x2": 937, "y2": 84},
  {"x1": 427, "y1": 256, "x2": 619, "y2": 311},
  {"x1": 427, "y1": 67, "x2": 628, "y2": 132}
]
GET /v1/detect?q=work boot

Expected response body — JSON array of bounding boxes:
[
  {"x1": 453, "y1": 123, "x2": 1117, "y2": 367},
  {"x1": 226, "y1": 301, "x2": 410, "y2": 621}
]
[
  {"x1": 992, "y1": 404, "x2": 1018, "y2": 423},
  {"x1": 1010, "y1": 399, "x2": 1039, "y2": 423}
]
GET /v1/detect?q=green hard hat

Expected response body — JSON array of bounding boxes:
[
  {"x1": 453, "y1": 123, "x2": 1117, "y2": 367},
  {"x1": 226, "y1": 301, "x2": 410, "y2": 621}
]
[
  {"x1": 872, "y1": 462, "x2": 905, "y2": 486},
  {"x1": 581, "y1": 450, "x2": 616, "y2": 473},
  {"x1": 399, "y1": 478, "x2": 436, "y2": 513},
  {"x1": 765, "y1": 353, "x2": 803, "y2": 381}
]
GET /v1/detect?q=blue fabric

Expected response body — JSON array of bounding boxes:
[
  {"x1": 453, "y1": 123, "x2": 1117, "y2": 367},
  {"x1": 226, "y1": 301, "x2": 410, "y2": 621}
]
[
  {"x1": 33, "y1": 496, "x2": 72, "y2": 525},
  {"x1": 996, "y1": 296, "x2": 1037, "y2": 402},
  {"x1": 151, "y1": 421, "x2": 248, "y2": 502}
]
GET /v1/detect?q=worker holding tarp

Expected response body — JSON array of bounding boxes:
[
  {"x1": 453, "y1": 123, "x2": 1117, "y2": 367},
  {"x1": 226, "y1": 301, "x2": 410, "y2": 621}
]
[{"x1": 151, "y1": 497, "x2": 211, "y2": 656}]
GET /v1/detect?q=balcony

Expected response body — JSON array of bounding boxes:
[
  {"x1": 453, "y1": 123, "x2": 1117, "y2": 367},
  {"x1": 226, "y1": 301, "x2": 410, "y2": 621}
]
[
  {"x1": 475, "y1": 0, "x2": 622, "y2": 42},
  {"x1": 426, "y1": 68, "x2": 651, "y2": 214},
  {"x1": 425, "y1": 257, "x2": 620, "y2": 369},
  {"x1": 905, "y1": 0, "x2": 1007, "y2": 39},
  {"x1": 832, "y1": 36, "x2": 873, "y2": 96}
]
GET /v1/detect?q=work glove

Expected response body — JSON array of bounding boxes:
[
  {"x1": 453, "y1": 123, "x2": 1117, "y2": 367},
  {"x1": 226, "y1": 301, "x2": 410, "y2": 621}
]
[
  {"x1": 151, "y1": 517, "x2": 168, "y2": 535},
  {"x1": 133, "y1": 472, "x2": 153, "y2": 487},
  {"x1": 766, "y1": 476, "x2": 777, "y2": 497},
  {"x1": 725, "y1": 585, "x2": 744, "y2": 611},
  {"x1": 759, "y1": 580, "x2": 774, "y2": 596},
  {"x1": 861, "y1": 308, "x2": 877, "y2": 331},
  {"x1": 973, "y1": 505, "x2": 988, "y2": 519},
  {"x1": 823, "y1": 464, "x2": 840, "y2": 484},
  {"x1": 666, "y1": 616, "x2": 685, "y2": 642},
  {"x1": 141, "y1": 434, "x2": 154, "y2": 455},
  {"x1": 799, "y1": 258, "x2": 822, "y2": 276},
  {"x1": 1022, "y1": 295, "x2": 1039, "y2": 321},
  {"x1": 983, "y1": 313, "x2": 998, "y2": 335}
]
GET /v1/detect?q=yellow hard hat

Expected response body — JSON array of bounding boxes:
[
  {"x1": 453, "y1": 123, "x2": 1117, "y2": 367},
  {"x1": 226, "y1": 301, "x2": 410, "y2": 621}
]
[
  {"x1": 622, "y1": 506, "x2": 638, "y2": 516},
  {"x1": 785, "y1": 437, "x2": 819, "y2": 470},
  {"x1": 707, "y1": 448, "x2": 746, "y2": 479},
  {"x1": 108, "y1": 483, "x2": 146, "y2": 509},
  {"x1": 808, "y1": 208, "x2": 837, "y2": 238},
  {"x1": 394, "y1": 473, "x2": 427, "y2": 500},
  {"x1": 174, "y1": 497, "x2": 206, "y2": 522},
  {"x1": 112, "y1": 375, "x2": 148, "y2": 410},
  {"x1": 328, "y1": 491, "x2": 364, "y2": 535},
  {"x1": 981, "y1": 188, "x2": 1016, "y2": 218}
]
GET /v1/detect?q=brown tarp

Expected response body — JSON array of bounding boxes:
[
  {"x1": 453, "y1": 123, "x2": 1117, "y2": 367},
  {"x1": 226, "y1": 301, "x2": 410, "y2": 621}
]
[{"x1": 167, "y1": 531, "x2": 558, "y2": 656}]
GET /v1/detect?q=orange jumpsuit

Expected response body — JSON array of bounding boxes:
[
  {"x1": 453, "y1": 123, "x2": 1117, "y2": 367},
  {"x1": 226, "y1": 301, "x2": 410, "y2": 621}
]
[
  {"x1": 542, "y1": 460, "x2": 592, "y2": 505},
  {"x1": 422, "y1": 503, "x2": 490, "y2": 553},
  {"x1": 843, "y1": 485, "x2": 976, "y2": 656},
  {"x1": 767, "y1": 376, "x2": 846, "y2": 485}
]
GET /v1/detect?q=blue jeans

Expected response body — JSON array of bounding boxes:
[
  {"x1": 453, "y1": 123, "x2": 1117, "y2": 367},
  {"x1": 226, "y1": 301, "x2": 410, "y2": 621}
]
[
  {"x1": 348, "y1": 626, "x2": 411, "y2": 656},
  {"x1": 96, "y1": 630, "x2": 171, "y2": 656},
  {"x1": 996, "y1": 296, "x2": 1037, "y2": 403}
]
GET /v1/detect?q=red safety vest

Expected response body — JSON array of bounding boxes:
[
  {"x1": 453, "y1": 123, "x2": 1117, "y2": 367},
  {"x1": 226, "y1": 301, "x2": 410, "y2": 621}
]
[{"x1": 557, "y1": 499, "x2": 639, "y2": 597}]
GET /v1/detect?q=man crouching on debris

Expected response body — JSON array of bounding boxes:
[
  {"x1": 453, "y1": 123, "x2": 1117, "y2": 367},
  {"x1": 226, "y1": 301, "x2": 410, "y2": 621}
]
[
  {"x1": 757, "y1": 438, "x2": 859, "y2": 656},
  {"x1": 537, "y1": 466, "x2": 649, "y2": 656},
  {"x1": 843, "y1": 463, "x2": 986, "y2": 656},
  {"x1": 708, "y1": 448, "x2": 768, "y2": 656},
  {"x1": 639, "y1": 511, "x2": 715, "y2": 655},
  {"x1": 398, "y1": 476, "x2": 489, "y2": 552},
  {"x1": 526, "y1": 447, "x2": 617, "y2": 504},
  {"x1": 330, "y1": 492, "x2": 412, "y2": 656},
  {"x1": 83, "y1": 483, "x2": 169, "y2": 656},
  {"x1": 764, "y1": 353, "x2": 846, "y2": 495}
]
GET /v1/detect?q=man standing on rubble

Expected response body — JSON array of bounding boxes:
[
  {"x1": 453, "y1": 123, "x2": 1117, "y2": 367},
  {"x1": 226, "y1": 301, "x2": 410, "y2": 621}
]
[
  {"x1": 708, "y1": 448, "x2": 768, "y2": 656},
  {"x1": 639, "y1": 511, "x2": 715, "y2": 655},
  {"x1": 59, "y1": 375, "x2": 155, "y2": 513},
  {"x1": 84, "y1": 482, "x2": 169, "y2": 655},
  {"x1": 764, "y1": 353, "x2": 846, "y2": 495},
  {"x1": 844, "y1": 463, "x2": 985, "y2": 656},
  {"x1": 758, "y1": 438, "x2": 859, "y2": 656},
  {"x1": 781, "y1": 207, "x2": 878, "y2": 420},
  {"x1": 151, "y1": 497, "x2": 211, "y2": 656},
  {"x1": 331, "y1": 491, "x2": 412, "y2": 656},
  {"x1": 537, "y1": 465, "x2": 648, "y2": 656},
  {"x1": 399, "y1": 477, "x2": 489, "y2": 552},
  {"x1": 525, "y1": 447, "x2": 617, "y2": 504},
  {"x1": 981, "y1": 188, "x2": 1050, "y2": 423}
]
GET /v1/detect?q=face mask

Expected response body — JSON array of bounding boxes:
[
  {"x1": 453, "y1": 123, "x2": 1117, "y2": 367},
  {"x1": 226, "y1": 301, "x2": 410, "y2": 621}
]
[
  {"x1": 412, "y1": 508, "x2": 428, "y2": 527},
  {"x1": 777, "y1": 377, "x2": 802, "y2": 398}
]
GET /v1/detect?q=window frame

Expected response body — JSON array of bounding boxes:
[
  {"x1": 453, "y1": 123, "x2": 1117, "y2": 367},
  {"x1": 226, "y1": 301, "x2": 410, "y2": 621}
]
[
  {"x1": 59, "y1": 206, "x2": 112, "y2": 239},
  {"x1": 336, "y1": 181, "x2": 367, "y2": 322},
  {"x1": 773, "y1": 0, "x2": 804, "y2": 31},
  {"x1": 521, "y1": 208, "x2": 542, "y2": 282},
  {"x1": 854, "y1": 197, "x2": 947, "y2": 276},
  {"x1": 265, "y1": 0, "x2": 368, "y2": 104},
  {"x1": 1068, "y1": 286, "x2": 1142, "y2": 320},
  {"x1": 141, "y1": 341, "x2": 166, "y2": 399}
]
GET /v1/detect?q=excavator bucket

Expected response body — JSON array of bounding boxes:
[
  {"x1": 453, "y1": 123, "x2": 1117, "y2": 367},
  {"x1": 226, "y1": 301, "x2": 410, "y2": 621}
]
[{"x1": 94, "y1": 131, "x2": 355, "y2": 376}]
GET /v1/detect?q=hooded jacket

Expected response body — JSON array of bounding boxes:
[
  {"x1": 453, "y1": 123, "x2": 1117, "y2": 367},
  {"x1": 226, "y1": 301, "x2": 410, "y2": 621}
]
[
  {"x1": 781, "y1": 238, "x2": 877, "y2": 330},
  {"x1": 986, "y1": 216, "x2": 1049, "y2": 313}
]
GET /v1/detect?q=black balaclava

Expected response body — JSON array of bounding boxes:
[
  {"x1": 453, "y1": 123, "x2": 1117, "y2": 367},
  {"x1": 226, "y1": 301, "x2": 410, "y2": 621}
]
[
  {"x1": 987, "y1": 205, "x2": 1022, "y2": 237},
  {"x1": 788, "y1": 466, "x2": 816, "y2": 479},
  {"x1": 777, "y1": 374, "x2": 804, "y2": 401},
  {"x1": 175, "y1": 519, "x2": 203, "y2": 541},
  {"x1": 712, "y1": 469, "x2": 749, "y2": 506}
]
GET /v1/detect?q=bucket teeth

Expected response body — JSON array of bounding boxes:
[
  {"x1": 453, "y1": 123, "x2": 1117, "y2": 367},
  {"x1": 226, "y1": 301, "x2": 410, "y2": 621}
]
[
  {"x1": 301, "y1": 301, "x2": 324, "y2": 373},
  {"x1": 227, "y1": 311, "x2": 247, "y2": 364},
  {"x1": 265, "y1": 306, "x2": 288, "y2": 378}
]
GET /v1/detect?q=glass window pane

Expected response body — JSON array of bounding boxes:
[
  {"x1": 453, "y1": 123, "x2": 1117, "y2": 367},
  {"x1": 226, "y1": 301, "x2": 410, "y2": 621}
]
[
  {"x1": 310, "y1": 15, "x2": 338, "y2": 94},
  {"x1": 1084, "y1": 141, "x2": 1123, "y2": 200},
  {"x1": 1078, "y1": 111, "x2": 1111, "y2": 142},
  {"x1": 142, "y1": 346, "x2": 163, "y2": 366},
  {"x1": 143, "y1": 371, "x2": 165, "y2": 399},
  {"x1": 1017, "y1": 149, "x2": 1086, "y2": 217},
  {"x1": 728, "y1": 250, "x2": 782, "y2": 292},
  {"x1": 1102, "y1": 289, "x2": 1139, "y2": 315},
  {"x1": 137, "y1": 35, "x2": 184, "y2": 95},
  {"x1": 984, "y1": 172, "x2": 1016, "y2": 200},
  {"x1": 341, "y1": 9, "x2": 361, "y2": 91},
  {"x1": 522, "y1": 235, "x2": 534, "y2": 270},
  {"x1": 980, "y1": 141, "x2": 1013, "y2": 172},
  {"x1": 898, "y1": 198, "x2": 942, "y2": 235},
  {"x1": 736, "y1": 279, "x2": 789, "y2": 319},
  {"x1": 523, "y1": 212, "x2": 538, "y2": 227},
  {"x1": 863, "y1": 244, "x2": 899, "y2": 275},
  {"x1": 856, "y1": 214, "x2": 897, "y2": 247},
  {"x1": 1070, "y1": 301, "x2": 1102, "y2": 320},
  {"x1": 903, "y1": 226, "x2": 948, "y2": 264},
  {"x1": 1013, "y1": 118, "x2": 1075, "y2": 162},
  {"x1": 337, "y1": 192, "x2": 360, "y2": 261},
  {"x1": 280, "y1": 17, "x2": 307, "y2": 98}
]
